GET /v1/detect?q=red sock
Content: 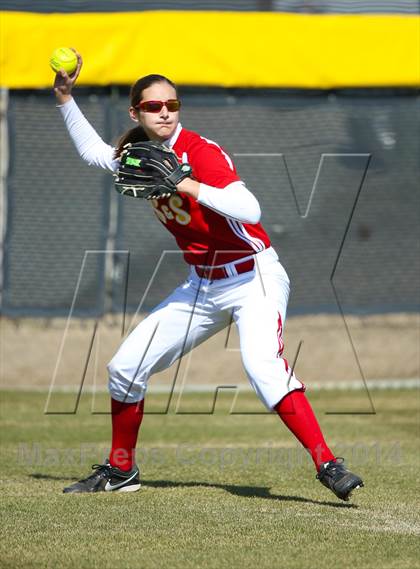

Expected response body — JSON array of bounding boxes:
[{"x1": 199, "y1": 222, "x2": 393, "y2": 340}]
[
  {"x1": 274, "y1": 390, "x2": 335, "y2": 471},
  {"x1": 109, "y1": 398, "x2": 144, "y2": 471}
]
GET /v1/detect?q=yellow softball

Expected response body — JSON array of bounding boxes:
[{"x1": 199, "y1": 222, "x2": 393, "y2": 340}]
[{"x1": 50, "y1": 47, "x2": 78, "y2": 74}]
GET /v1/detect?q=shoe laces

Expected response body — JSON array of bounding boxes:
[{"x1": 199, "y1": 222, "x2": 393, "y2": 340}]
[
  {"x1": 317, "y1": 457, "x2": 345, "y2": 479},
  {"x1": 79, "y1": 463, "x2": 112, "y2": 483}
]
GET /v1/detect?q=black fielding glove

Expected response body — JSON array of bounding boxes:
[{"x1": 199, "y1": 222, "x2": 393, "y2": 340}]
[{"x1": 114, "y1": 141, "x2": 192, "y2": 200}]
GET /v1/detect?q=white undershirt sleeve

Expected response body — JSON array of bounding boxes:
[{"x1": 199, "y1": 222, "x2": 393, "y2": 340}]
[
  {"x1": 197, "y1": 181, "x2": 261, "y2": 224},
  {"x1": 57, "y1": 97, "x2": 118, "y2": 172}
]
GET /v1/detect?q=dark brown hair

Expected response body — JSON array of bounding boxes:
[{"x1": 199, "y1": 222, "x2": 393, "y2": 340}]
[{"x1": 114, "y1": 74, "x2": 178, "y2": 158}]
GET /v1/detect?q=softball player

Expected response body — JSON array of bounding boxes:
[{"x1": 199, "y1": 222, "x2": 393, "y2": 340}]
[{"x1": 55, "y1": 51, "x2": 363, "y2": 501}]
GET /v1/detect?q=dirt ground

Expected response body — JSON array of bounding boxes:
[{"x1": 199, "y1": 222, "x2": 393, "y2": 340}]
[{"x1": 1, "y1": 313, "x2": 419, "y2": 391}]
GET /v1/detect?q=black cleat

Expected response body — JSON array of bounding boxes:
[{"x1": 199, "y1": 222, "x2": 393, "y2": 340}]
[
  {"x1": 63, "y1": 460, "x2": 140, "y2": 494},
  {"x1": 316, "y1": 457, "x2": 364, "y2": 501}
]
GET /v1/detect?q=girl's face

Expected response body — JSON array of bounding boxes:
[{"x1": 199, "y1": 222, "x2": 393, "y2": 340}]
[{"x1": 129, "y1": 81, "x2": 180, "y2": 142}]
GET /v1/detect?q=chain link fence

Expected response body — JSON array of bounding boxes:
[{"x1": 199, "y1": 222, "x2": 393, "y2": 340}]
[{"x1": 1, "y1": 88, "x2": 419, "y2": 316}]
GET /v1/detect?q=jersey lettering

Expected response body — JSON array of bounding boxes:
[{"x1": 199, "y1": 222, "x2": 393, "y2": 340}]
[
  {"x1": 151, "y1": 200, "x2": 167, "y2": 224},
  {"x1": 151, "y1": 196, "x2": 191, "y2": 226},
  {"x1": 169, "y1": 195, "x2": 191, "y2": 226},
  {"x1": 161, "y1": 205, "x2": 174, "y2": 220}
]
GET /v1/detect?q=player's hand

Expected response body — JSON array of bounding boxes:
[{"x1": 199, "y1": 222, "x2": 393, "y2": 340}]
[
  {"x1": 176, "y1": 177, "x2": 200, "y2": 199},
  {"x1": 54, "y1": 49, "x2": 83, "y2": 104}
]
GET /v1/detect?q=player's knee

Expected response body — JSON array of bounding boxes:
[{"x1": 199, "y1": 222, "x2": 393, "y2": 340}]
[
  {"x1": 107, "y1": 358, "x2": 147, "y2": 402},
  {"x1": 242, "y1": 352, "x2": 297, "y2": 385},
  {"x1": 107, "y1": 358, "x2": 124, "y2": 396},
  {"x1": 107, "y1": 356, "x2": 120, "y2": 379},
  {"x1": 107, "y1": 356, "x2": 121, "y2": 385},
  {"x1": 107, "y1": 348, "x2": 143, "y2": 381},
  {"x1": 241, "y1": 351, "x2": 264, "y2": 381},
  {"x1": 107, "y1": 357, "x2": 138, "y2": 385}
]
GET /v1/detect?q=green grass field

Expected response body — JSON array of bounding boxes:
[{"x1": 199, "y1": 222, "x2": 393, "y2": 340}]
[{"x1": 0, "y1": 389, "x2": 418, "y2": 569}]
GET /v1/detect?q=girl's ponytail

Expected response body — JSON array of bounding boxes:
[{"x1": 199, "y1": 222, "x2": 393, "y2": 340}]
[{"x1": 114, "y1": 125, "x2": 148, "y2": 159}]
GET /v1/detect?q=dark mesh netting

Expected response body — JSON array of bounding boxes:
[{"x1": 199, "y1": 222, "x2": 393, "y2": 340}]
[
  {"x1": 3, "y1": 93, "x2": 111, "y2": 315},
  {"x1": 3, "y1": 89, "x2": 419, "y2": 316}
]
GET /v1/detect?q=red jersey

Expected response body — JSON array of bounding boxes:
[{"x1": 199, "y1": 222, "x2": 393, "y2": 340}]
[{"x1": 150, "y1": 126, "x2": 271, "y2": 266}]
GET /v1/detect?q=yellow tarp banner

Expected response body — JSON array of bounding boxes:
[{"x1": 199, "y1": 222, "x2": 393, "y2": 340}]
[{"x1": 1, "y1": 10, "x2": 419, "y2": 88}]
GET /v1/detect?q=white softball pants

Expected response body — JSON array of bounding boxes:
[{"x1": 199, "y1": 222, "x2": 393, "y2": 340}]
[{"x1": 107, "y1": 247, "x2": 303, "y2": 409}]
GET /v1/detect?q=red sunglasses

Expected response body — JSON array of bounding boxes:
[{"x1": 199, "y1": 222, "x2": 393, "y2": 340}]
[{"x1": 136, "y1": 99, "x2": 181, "y2": 113}]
